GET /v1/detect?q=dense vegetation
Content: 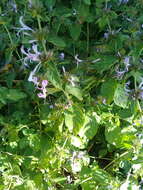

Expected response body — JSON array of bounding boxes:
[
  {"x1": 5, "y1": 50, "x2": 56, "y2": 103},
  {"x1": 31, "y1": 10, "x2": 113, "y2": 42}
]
[{"x1": 0, "y1": 0, "x2": 143, "y2": 189}]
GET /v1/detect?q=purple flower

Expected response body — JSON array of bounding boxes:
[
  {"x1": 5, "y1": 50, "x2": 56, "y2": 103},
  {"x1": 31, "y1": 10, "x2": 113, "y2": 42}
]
[
  {"x1": 37, "y1": 91, "x2": 47, "y2": 99},
  {"x1": 42, "y1": 80, "x2": 48, "y2": 88},
  {"x1": 21, "y1": 44, "x2": 41, "y2": 66},
  {"x1": 37, "y1": 80, "x2": 48, "y2": 99},
  {"x1": 115, "y1": 56, "x2": 131, "y2": 79}
]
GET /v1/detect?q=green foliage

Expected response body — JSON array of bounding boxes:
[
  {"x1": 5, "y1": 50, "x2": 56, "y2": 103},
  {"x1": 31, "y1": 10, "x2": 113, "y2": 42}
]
[{"x1": 0, "y1": 0, "x2": 143, "y2": 189}]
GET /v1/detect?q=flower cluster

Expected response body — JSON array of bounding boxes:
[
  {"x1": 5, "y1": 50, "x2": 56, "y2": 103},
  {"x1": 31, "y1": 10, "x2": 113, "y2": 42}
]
[
  {"x1": 27, "y1": 64, "x2": 48, "y2": 99},
  {"x1": 124, "y1": 78, "x2": 143, "y2": 100},
  {"x1": 70, "y1": 151, "x2": 90, "y2": 173},
  {"x1": 21, "y1": 44, "x2": 41, "y2": 66},
  {"x1": 37, "y1": 80, "x2": 48, "y2": 99}
]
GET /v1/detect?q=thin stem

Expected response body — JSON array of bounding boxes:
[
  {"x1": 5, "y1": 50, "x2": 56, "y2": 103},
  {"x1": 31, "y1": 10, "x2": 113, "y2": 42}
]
[
  {"x1": 37, "y1": 16, "x2": 47, "y2": 55},
  {"x1": 86, "y1": 23, "x2": 89, "y2": 54},
  {"x1": 3, "y1": 24, "x2": 22, "y2": 61},
  {"x1": 134, "y1": 75, "x2": 142, "y2": 112},
  {"x1": 103, "y1": 151, "x2": 128, "y2": 170},
  {"x1": 3, "y1": 24, "x2": 13, "y2": 45}
]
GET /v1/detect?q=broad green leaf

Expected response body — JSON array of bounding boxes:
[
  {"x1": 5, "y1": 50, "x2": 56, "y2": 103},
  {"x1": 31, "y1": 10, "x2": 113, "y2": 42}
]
[
  {"x1": 64, "y1": 109, "x2": 74, "y2": 132},
  {"x1": 65, "y1": 105, "x2": 84, "y2": 133},
  {"x1": 83, "y1": 0, "x2": 91, "y2": 5},
  {"x1": 101, "y1": 79, "x2": 117, "y2": 104},
  {"x1": 97, "y1": 16, "x2": 109, "y2": 29},
  {"x1": 7, "y1": 89, "x2": 27, "y2": 101},
  {"x1": 65, "y1": 84, "x2": 83, "y2": 101},
  {"x1": 79, "y1": 112, "x2": 100, "y2": 140},
  {"x1": 48, "y1": 35, "x2": 66, "y2": 47},
  {"x1": 92, "y1": 55, "x2": 116, "y2": 73},
  {"x1": 114, "y1": 84, "x2": 128, "y2": 108},
  {"x1": 78, "y1": 4, "x2": 90, "y2": 22},
  {"x1": 0, "y1": 86, "x2": 8, "y2": 104},
  {"x1": 69, "y1": 23, "x2": 81, "y2": 41},
  {"x1": 73, "y1": 104, "x2": 85, "y2": 134},
  {"x1": 45, "y1": 62, "x2": 62, "y2": 90},
  {"x1": 105, "y1": 124, "x2": 122, "y2": 147}
]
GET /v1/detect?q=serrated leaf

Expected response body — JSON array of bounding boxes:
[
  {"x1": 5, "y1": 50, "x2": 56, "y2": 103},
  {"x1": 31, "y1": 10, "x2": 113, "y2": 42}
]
[
  {"x1": 7, "y1": 89, "x2": 27, "y2": 101},
  {"x1": 105, "y1": 124, "x2": 122, "y2": 147},
  {"x1": 92, "y1": 55, "x2": 116, "y2": 73},
  {"x1": 46, "y1": 62, "x2": 62, "y2": 90},
  {"x1": 69, "y1": 23, "x2": 81, "y2": 41},
  {"x1": 0, "y1": 86, "x2": 8, "y2": 104},
  {"x1": 79, "y1": 113, "x2": 100, "y2": 140},
  {"x1": 73, "y1": 104, "x2": 85, "y2": 134},
  {"x1": 65, "y1": 84, "x2": 83, "y2": 101},
  {"x1": 101, "y1": 79, "x2": 117, "y2": 104},
  {"x1": 48, "y1": 35, "x2": 66, "y2": 47},
  {"x1": 64, "y1": 109, "x2": 74, "y2": 132},
  {"x1": 114, "y1": 84, "x2": 128, "y2": 108}
]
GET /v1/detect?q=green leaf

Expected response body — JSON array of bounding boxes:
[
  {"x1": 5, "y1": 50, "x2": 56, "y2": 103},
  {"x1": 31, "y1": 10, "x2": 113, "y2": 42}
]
[
  {"x1": 45, "y1": 62, "x2": 63, "y2": 90},
  {"x1": 79, "y1": 112, "x2": 100, "y2": 140},
  {"x1": 114, "y1": 84, "x2": 128, "y2": 108},
  {"x1": 78, "y1": 4, "x2": 90, "y2": 22},
  {"x1": 83, "y1": 0, "x2": 91, "y2": 5},
  {"x1": 73, "y1": 104, "x2": 85, "y2": 134},
  {"x1": 64, "y1": 109, "x2": 74, "y2": 132},
  {"x1": 101, "y1": 79, "x2": 117, "y2": 104},
  {"x1": 92, "y1": 55, "x2": 116, "y2": 73},
  {"x1": 44, "y1": 0, "x2": 56, "y2": 7},
  {"x1": 65, "y1": 84, "x2": 83, "y2": 101},
  {"x1": 7, "y1": 89, "x2": 27, "y2": 102},
  {"x1": 48, "y1": 35, "x2": 66, "y2": 47},
  {"x1": 69, "y1": 23, "x2": 81, "y2": 41},
  {"x1": 0, "y1": 86, "x2": 8, "y2": 104},
  {"x1": 64, "y1": 104, "x2": 84, "y2": 133},
  {"x1": 105, "y1": 124, "x2": 122, "y2": 147}
]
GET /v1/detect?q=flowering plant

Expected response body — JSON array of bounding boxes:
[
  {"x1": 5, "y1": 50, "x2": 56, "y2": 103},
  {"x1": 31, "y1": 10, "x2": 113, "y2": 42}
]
[{"x1": 0, "y1": 0, "x2": 143, "y2": 189}]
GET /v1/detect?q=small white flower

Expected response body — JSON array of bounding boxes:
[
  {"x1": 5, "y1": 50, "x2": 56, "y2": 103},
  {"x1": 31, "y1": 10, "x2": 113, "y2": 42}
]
[
  {"x1": 28, "y1": 63, "x2": 41, "y2": 84},
  {"x1": 59, "y1": 52, "x2": 65, "y2": 60},
  {"x1": 75, "y1": 54, "x2": 83, "y2": 67},
  {"x1": 8, "y1": 0, "x2": 17, "y2": 13},
  {"x1": 72, "y1": 9, "x2": 77, "y2": 16},
  {"x1": 62, "y1": 66, "x2": 66, "y2": 74},
  {"x1": 124, "y1": 56, "x2": 130, "y2": 71},
  {"x1": 15, "y1": 16, "x2": 34, "y2": 36},
  {"x1": 92, "y1": 58, "x2": 101, "y2": 63},
  {"x1": 119, "y1": 0, "x2": 129, "y2": 4}
]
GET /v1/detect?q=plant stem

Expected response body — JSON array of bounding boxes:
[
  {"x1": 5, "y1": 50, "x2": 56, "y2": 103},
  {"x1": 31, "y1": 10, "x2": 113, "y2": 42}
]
[
  {"x1": 3, "y1": 24, "x2": 13, "y2": 45},
  {"x1": 87, "y1": 23, "x2": 89, "y2": 54},
  {"x1": 103, "y1": 151, "x2": 128, "y2": 170},
  {"x1": 3, "y1": 24, "x2": 22, "y2": 60},
  {"x1": 37, "y1": 16, "x2": 47, "y2": 55}
]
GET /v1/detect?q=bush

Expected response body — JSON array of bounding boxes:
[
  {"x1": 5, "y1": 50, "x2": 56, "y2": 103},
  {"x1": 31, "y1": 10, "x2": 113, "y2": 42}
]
[{"x1": 0, "y1": 0, "x2": 143, "y2": 189}]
